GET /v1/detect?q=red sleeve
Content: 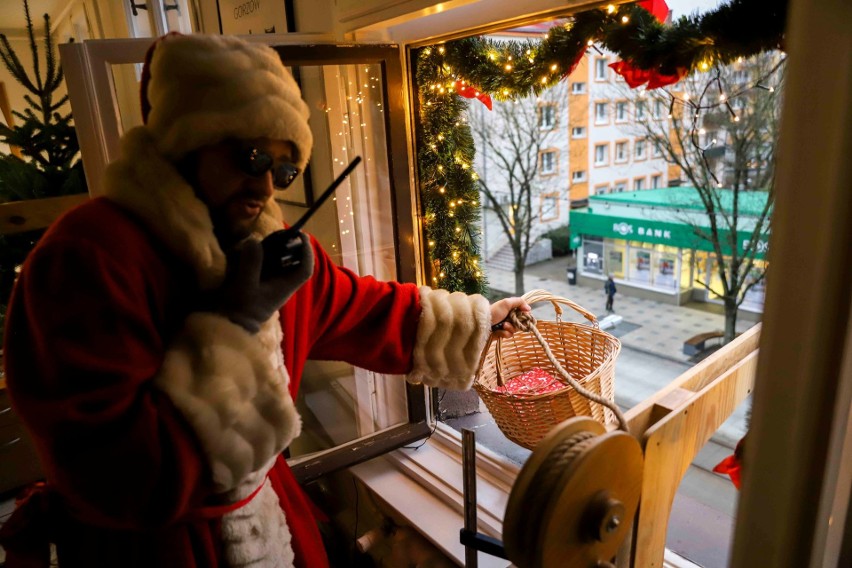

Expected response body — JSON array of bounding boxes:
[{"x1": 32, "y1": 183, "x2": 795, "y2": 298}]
[
  {"x1": 3, "y1": 238, "x2": 212, "y2": 530},
  {"x1": 301, "y1": 237, "x2": 421, "y2": 375}
]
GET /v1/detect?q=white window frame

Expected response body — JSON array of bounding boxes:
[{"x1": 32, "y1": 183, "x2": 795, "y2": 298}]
[
  {"x1": 539, "y1": 149, "x2": 558, "y2": 175},
  {"x1": 636, "y1": 99, "x2": 647, "y2": 121},
  {"x1": 538, "y1": 103, "x2": 557, "y2": 129},
  {"x1": 595, "y1": 57, "x2": 608, "y2": 81},
  {"x1": 571, "y1": 126, "x2": 587, "y2": 138},
  {"x1": 634, "y1": 177, "x2": 646, "y2": 191},
  {"x1": 614, "y1": 181, "x2": 627, "y2": 193},
  {"x1": 635, "y1": 139, "x2": 647, "y2": 160},
  {"x1": 572, "y1": 170, "x2": 587, "y2": 182},
  {"x1": 615, "y1": 100, "x2": 628, "y2": 123},
  {"x1": 652, "y1": 173, "x2": 663, "y2": 188},
  {"x1": 571, "y1": 81, "x2": 587, "y2": 94},
  {"x1": 594, "y1": 143, "x2": 609, "y2": 166},
  {"x1": 595, "y1": 101, "x2": 609, "y2": 124},
  {"x1": 615, "y1": 140, "x2": 629, "y2": 163}
]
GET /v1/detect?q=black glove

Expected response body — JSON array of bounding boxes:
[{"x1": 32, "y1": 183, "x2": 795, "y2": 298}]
[{"x1": 210, "y1": 233, "x2": 314, "y2": 333}]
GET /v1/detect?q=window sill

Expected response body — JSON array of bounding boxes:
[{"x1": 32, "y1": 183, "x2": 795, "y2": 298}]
[
  {"x1": 350, "y1": 422, "x2": 517, "y2": 567},
  {"x1": 351, "y1": 423, "x2": 705, "y2": 568}
]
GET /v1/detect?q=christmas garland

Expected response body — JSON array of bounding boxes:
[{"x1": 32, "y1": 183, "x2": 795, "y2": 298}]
[{"x1": 416, "y1": 0, "x2": 787, "y2": 294}]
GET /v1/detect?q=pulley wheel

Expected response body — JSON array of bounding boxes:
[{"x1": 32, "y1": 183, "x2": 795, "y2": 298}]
[{"x1": 503, "y1": 417, "x2": 643, "y2": 568}]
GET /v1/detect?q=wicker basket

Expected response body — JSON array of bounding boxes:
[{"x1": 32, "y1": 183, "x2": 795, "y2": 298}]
[{"x1": 474, "y1": 289, "x2": 621, "y2": 450}]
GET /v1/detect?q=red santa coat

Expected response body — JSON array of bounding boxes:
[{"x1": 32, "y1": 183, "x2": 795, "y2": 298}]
[{"x1": 1, "y1": 127, "x2": 491, "y2": 567}]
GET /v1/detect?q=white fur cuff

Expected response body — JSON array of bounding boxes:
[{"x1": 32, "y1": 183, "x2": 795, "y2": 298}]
[
  {"x1": 407, "y1": 287, "x2": 491, "y2": 390},
  {"x1": 154, "y1": 312, "x2": 301, "y2": 492}
]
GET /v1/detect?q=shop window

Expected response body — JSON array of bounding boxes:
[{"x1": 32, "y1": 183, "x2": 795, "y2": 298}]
[
  {"x1": 595, "y1": 57, "x2": 608, "y2": 81},
  {"x1": 615, "y1": 140, "x2": 628, "y2": 163},
  {"x1": 571, "y1": 126, "x2": 587, "y2": 138},
  {"x1": 538, "y1": 103, "x2": 557, "y2": 129},
  {"x1": 595, "y1": 101, "x2": 609, "y2": 124},
  {"x1": 594, "y1": 143, "x2": 609, "y2": 166},
  {"x1": 572, "y1": 81, "x2": 587, "y2": 94},
  {"x1": 583, "y1": 238, "x2": 605, "y2": 274},
  {"x1": 615, "y1": 100, "x2": 628, "y2": 122}
]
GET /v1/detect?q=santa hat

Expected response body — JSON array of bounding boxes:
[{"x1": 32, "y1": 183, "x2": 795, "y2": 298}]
[{"x1": 140, "y1": 33, "x2": 313, "y2": 171}]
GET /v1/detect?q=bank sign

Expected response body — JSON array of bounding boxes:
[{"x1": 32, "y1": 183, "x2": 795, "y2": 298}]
[{"x1": 571, "y1": 211, "x2": 769, "y2": 259}]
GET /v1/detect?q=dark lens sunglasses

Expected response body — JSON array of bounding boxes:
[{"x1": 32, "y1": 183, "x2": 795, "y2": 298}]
[{"x1": 234, "y1": 144, "x2": 300, "y2": 190}]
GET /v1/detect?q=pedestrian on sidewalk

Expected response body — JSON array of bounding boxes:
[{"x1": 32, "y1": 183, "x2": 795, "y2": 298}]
[{"x1": 605, "y1": 275, "x2": 617, "y2": 312}]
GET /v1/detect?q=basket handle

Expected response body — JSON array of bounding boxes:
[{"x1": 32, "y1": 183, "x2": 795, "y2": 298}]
[{"x1": 521, "y1": 289, "x2": 599, "y2": 327}]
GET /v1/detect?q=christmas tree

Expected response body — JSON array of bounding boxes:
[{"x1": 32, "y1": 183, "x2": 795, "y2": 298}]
[{"x1": 0, "y1": 0, "x2": 87, "y2": 339}]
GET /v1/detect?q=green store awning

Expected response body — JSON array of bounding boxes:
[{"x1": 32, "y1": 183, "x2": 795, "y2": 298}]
[{"x1": 570, "y1": 210, "x2": 769, "y2": 260}]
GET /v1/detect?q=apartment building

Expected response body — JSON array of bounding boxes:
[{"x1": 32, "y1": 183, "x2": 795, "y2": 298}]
[{"x1": 568, "y1": 48, "x2": 678, "y2": 207}]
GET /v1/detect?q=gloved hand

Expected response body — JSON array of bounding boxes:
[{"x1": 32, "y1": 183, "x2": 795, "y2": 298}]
[{"x1": 210, "y1": 233, "x2": 314, "y2": 333}]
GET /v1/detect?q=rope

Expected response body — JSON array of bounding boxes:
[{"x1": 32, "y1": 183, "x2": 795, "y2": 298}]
[{"x1": 506, "y1": 309, "x2": 630, "y2": 432}]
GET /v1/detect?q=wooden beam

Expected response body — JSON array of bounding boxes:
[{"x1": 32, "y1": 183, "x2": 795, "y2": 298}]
[
  {"x1": 0, "y1": 194, "x2": 89, "y2": 235},
  {"x1": 631, "y1": 350, "x2": 758, "y2": 568}
]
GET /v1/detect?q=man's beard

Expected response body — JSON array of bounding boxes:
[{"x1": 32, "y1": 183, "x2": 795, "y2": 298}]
[{"x1": 210, "y1": 206, "x2": 260, "y2": 250}]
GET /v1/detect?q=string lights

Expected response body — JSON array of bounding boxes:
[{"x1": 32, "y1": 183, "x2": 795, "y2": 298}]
[{"x1": 415, "y1": 0, "x2": 787, "y2": 293}]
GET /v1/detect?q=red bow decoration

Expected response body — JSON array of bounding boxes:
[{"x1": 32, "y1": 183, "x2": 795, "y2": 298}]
[
  {"x1": 608, "y1": 0, "x2": 683, "y2": 90},
  {"x1": 454, "y1": 81, "x2": 493, "y2": 110},
  {"x1": 638, "y1": 0, "x2": 670, "y2": 24},
  {"x1": 713, "y1": 433, "x2": 747, "y2": 490},
  {"x1": 713, "y1": 454, "x2": 743, "y2": 489},
  {"x1": 609, "y1": 60, "x2": 687, "y2": 90}
]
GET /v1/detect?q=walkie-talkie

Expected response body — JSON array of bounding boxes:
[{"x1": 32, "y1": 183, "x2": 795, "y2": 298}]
[{"x1": 260, "y1": 156, "x2": 362, "y2": 279}]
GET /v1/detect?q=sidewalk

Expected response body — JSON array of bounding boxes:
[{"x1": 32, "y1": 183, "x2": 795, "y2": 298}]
[{"x1": 485, "y1": 257, "x2": 759, "y2": 364}]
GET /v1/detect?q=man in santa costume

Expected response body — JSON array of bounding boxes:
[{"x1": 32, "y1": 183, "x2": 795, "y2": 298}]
[{"x1": 0, "y1": 34, "x2": 529, "y2": 567}]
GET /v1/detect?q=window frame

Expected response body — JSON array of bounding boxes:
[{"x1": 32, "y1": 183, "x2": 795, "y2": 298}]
[
  {"x1": 615, "y1": 99, "x2": 629, "y2": 123},
  {"x1": 594, "y1": 100, "x2": 610, "y2": 124},
  {"x1": 538, "y1": 148, "x2": 559, "y2": 176},
  {"x1": 594, "y1": 56, "x2": 608, "y2": 81},
  {"x1": 635, "y1": 138, "x2": 648, "y2": 161},
  {"x1": 60, "y1": 38, "x2": 431, "y2": 484},
  {"x1": 571, "y1": 81, "x2": 587, "y2": 94},
  {"x1": 538, "y1": 102, "x2": 558, "y2": 130},
  {"x1": 614, "y1": 138, "x2": 629, "y2": 163},
  {"x1": 594, "y1": 142, "x2": 610, "y2": 166},
  {"x1": 571, "y1": 126, "x2": 587, "y2": 138},
  {"x1": 572, "y1": 170, "x2": 588, "y2": 182}
]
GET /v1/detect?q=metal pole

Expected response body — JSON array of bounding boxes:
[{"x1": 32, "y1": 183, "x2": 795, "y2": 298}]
[{"x1": 462, "y1": 428, "x2": 478, "y2": 568}]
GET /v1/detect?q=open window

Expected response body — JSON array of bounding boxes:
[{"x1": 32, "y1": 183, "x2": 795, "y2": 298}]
[{"x1": 60, "y1": 37, "x2": 428, "y2": 483}]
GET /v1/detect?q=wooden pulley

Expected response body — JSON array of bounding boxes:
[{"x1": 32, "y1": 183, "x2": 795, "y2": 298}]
[{"x1": 503, "y1": 417, "x2": 643, "y2": 568}]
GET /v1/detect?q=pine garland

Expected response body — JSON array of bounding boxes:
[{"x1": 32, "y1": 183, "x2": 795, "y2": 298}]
[{"x1": 416, "y1": 0, "x2": 787, "y2": 293}]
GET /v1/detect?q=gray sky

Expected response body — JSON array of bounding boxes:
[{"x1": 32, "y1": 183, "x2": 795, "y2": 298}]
[{"x1": 667, "y1": 0, "x2": 727, "y2": 19}]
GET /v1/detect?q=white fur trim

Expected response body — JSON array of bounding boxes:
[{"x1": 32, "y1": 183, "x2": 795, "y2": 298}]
[
  {"x1": 407, "y1": 286, "x2": 491, "y2": 390},
  {"x1": 103, "y1": 126, "x2": 284, "y2": 290},
  {"x1": 154, "y1": 312, "x2": 301, "y2": 492},
  {"x1": 145, "y1": 34, "x2": 313, "y2": 171},
  {"x1": 221, "y1": 478, "x2": 295, "y2": 568}
]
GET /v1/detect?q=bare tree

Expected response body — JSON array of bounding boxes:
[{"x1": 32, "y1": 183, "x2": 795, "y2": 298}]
[
  {"x1": 469, "y1": 82, "x2": 567, "y2": 295},
  {"x1": 614, "y1": 53, "x2": 784, "y2": 342}
]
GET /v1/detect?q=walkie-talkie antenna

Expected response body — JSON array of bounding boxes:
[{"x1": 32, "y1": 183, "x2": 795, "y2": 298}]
[{"x1": 290, "y1": 156, "x2": 362, "y2": 232}]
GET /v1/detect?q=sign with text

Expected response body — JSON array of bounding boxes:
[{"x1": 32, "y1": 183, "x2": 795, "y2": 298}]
[{"x1": 218, "y1": 0, "x2": 289, "y2": 34}]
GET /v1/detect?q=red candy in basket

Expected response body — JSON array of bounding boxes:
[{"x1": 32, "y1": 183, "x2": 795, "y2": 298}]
[{"x1": 495, "y1": 367, "x2": 563, "y2": 395}]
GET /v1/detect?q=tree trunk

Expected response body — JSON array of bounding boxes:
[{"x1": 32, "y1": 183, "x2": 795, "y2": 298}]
[
  {"x1": 514, "y1": 266, "x2": 525, "y2": 296},
  {"x1": 724, "y1": 298, "x2": 738, "y2": 344}
]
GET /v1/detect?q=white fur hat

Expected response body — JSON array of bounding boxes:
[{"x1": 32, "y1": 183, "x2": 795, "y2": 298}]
[{"x1": 141, "y1": 34, "x2": 313, "y2": 171}]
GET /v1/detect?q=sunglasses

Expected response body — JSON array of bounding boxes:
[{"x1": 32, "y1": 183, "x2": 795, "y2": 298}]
[{"x1": 233, "y1": 143, "x2": 300, "y2": 190}]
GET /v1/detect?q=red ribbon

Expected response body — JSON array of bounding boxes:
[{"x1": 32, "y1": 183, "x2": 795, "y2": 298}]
[
  {"x1": 454, "y1": 81, "x2": 493, "y2": 110},
  {"x1": 713, "y1": 454, "x2": 743, "y2": 489},
  {"x1": 638, "y1": 0, "x2": 670, "y2": 23}
]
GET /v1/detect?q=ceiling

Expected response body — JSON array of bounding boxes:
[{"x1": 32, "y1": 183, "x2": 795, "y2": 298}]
[{"x1": 0, "y1": 0, "x2": 69, "y2": 34}]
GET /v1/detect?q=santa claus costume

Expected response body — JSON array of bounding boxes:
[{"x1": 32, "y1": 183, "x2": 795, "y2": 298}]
[{"x1": 0, "y1": 34, "x2": 492, "y2": 568}]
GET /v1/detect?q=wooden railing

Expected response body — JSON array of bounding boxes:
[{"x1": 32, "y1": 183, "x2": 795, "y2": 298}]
[{"x1": 618, "y1": 324, "x2": 761, "y2": 568}]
